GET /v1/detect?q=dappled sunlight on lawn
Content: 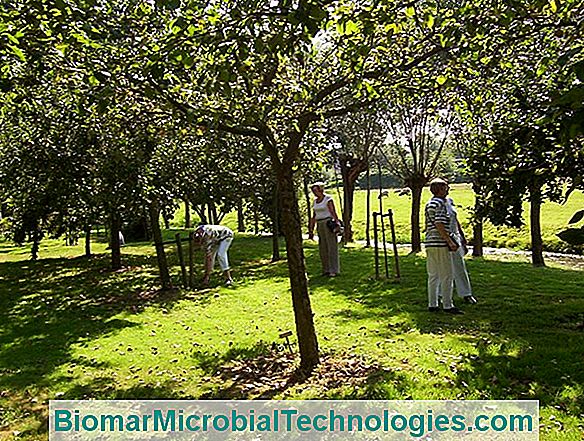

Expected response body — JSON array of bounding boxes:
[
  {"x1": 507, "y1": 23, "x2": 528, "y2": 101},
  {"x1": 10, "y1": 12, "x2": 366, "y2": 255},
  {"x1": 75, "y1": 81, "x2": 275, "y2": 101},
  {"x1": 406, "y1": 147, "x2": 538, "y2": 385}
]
[{"x1": 1, "y1": 235, "x2": 583, "y2": 439}]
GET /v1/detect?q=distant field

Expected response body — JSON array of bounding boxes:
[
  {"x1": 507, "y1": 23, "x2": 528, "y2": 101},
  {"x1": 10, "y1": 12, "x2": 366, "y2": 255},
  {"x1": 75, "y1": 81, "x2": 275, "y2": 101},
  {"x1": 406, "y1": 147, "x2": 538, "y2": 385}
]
[
  {"x1": 172, "y1": 184, "x2": 584, "y2": 253},
  {"x1": 325, "y1": 184, "x2": 584, "y2": 253}
]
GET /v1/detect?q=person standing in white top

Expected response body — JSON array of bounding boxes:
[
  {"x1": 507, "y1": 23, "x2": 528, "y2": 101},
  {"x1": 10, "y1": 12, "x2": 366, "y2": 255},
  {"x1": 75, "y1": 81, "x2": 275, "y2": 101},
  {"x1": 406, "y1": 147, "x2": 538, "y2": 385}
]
[
  {"x1": 308, "y1": 182, "x2": 341, "y2": 277},
  {"x1": 446, "y1": 197, "x2": 477, "y2": 304}
]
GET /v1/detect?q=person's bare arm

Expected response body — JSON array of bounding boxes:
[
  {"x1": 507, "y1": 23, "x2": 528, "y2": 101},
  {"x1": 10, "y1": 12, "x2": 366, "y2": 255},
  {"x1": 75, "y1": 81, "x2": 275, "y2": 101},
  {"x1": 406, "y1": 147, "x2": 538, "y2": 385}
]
[
  {"x1": 308, "y1": 212, "x2": 316, "y2": 240},
  {"x1": 327, "y1": 200, "x2": 340, "y2": 222},
  {"x1": 457, "y1": 220, "x2": 467, "y2": 244},
  {"x1": 436, "y1": 222, "x2": 459, "y2": 251},
  {"x1": 201, "y1": 250, "x2": 213, "y2": 285}
]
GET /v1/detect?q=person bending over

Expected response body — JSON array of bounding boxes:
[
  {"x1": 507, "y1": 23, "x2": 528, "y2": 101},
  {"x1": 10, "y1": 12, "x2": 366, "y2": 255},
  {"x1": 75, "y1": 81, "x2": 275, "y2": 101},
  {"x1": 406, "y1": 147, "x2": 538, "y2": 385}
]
[{"x1": 194, "y1": 224, "x2": 234, "y2": 286}]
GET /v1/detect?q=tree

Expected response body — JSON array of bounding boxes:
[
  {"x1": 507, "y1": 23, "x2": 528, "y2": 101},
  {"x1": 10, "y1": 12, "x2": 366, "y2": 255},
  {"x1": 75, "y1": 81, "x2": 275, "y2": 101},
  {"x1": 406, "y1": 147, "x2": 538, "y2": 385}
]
[
  {"x1": 6, "y1": 0, "x2": 576, "y2": 371},
  {"x1": 380, "y1": 92, "x2": 457, "y2": 253},
  {"x1": 461, "y1": 5, "x2": 583, "y2": 266},
  {"x1": 327, "y1": 108, "x2": 386, "y2": 243},
  {"x1": 0, "y1": 85, "x2": 100, "y2": 260}
]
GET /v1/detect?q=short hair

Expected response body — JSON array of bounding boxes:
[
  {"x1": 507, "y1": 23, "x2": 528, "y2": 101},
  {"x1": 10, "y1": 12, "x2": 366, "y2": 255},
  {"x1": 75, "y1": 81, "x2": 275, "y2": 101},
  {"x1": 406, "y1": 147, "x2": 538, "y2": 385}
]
[
  {"x1": 310, "y1": 181, "x2": 326, "y2": 190},
  {"x1": 429, "y1": 178, "x2": 448, "y2": 195}
]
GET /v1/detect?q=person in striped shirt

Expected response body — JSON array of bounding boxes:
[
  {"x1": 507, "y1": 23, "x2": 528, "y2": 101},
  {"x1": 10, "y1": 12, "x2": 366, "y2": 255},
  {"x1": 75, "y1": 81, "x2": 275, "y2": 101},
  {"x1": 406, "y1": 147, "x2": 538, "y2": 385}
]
[
  {"x1": 424, "y1": 178, "x2": 463, "y2": 314},
  {"x1": 194, "y1": 224, "x2": 234, "y2": 286}
]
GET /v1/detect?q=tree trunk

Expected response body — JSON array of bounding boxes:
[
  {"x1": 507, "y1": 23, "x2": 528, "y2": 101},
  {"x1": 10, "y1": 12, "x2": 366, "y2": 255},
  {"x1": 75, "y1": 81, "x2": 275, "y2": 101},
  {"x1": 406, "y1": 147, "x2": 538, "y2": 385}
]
[
  {"x1": 110, "y1": 213, "x2": 122, "y2": 270},
  {"x1": 208, "y1": 202, "x2": 218, "y2": 225},
  {"x1": 207, "y1": 203, "x2": 213, "y2": 225},
  {"x1": 149, "y1": 201, "x2": 173, "y2": 289},
  {"x1": 472, "y1": 219, "x2": 484, "y2": 257},
  {"x1": 410, "y1": 184, "x2": 424, "y2": 253},
  {"x1": 85, "y1": 227, "x2": 92, "y2": 257},
  {"x1": 31, "y1": 225, "x2": 41, "y2": 261},
  {"x1": 303, "y1": 177, "x2": 312, "y2": 233},
  {"x1": 339, "y1": 157, "x2": 367, "y2": 243},
  {"x1": 471, "y1": 180, "x2": 484, "y2": 257},
  {"x1": 365, "y1": 164, "x2": 371, "y2": 248},
  {"x1": 277, "y1": 167, "x2": 319, "y2": 372},
  {"x1": 529, "y1": 187, "x2": 545, "y2": 267},
  {"x1": 341, "y1": 169, "x2": 356, "y2": 243},
  {"x1": 194, "y1": 205, "x2": 207, "y2": 224},
  {"x1": 184, "y1": 199, "x2": 191, "y2": 229},
  {"x1": 271, "y1": 183, "x2": 280, "y2": 262},
  {"x1": 237, "y1": 201, "x2": 245, "y2": 232}
]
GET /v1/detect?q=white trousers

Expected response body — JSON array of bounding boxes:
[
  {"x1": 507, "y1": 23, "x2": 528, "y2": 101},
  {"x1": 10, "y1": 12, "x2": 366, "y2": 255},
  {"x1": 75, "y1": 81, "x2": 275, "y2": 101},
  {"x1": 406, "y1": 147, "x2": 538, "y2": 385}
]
[
  {"x1": 427, "y1": 247, "x2": 454, "y2": 309},
  {"x1": 209, "y1": 238, "x2": 232, "y2": 271},
  {"x1": 451, "y1": 244, "x2": 472, "y2": 297}
]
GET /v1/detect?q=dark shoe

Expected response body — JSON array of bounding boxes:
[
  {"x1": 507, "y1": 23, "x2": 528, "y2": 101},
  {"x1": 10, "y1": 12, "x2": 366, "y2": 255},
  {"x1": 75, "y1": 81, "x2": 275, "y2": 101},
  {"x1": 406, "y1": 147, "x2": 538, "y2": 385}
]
[
  {"x1": 463, "y1": 296, "x2": 477, "y2": 304},
  {"x1": 428, "y1": 307, "x2": 440, "y2": 312},
  {"x1": 444, "y1": 307, "x2": 464, "y2": 315}
]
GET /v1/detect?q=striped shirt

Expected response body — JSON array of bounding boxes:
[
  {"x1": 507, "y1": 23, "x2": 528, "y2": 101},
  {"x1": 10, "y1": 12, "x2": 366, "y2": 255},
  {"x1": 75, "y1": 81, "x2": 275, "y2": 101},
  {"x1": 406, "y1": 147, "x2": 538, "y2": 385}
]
[
  {"x1": 425, "y1": 196, "x2": 451, "y2": 247},
  {"x1": 195, "y1": 225, "x2": 234, "y2": 253}
]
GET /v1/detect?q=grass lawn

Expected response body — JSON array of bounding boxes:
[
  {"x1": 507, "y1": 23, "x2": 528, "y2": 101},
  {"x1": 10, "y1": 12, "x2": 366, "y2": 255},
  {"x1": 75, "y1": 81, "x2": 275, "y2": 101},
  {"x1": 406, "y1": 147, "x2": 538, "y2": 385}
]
[
  {"x1": 1, "y1": 234, "x2": 583, "y2": 439},
  {"x1": 171, "y1": 184, "x2": 584, "y2": 253}
]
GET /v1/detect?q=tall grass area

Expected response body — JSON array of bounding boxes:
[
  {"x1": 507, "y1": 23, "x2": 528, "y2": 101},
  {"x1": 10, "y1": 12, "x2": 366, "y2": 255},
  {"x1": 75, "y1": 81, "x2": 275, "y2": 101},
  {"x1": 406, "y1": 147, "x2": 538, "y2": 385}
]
[
  {"x1": 1, "y1": 234, "x2": 583, "y2": 439},
  {"x1": 170, "y1": 184, "x2": 584, "y2": 253}
]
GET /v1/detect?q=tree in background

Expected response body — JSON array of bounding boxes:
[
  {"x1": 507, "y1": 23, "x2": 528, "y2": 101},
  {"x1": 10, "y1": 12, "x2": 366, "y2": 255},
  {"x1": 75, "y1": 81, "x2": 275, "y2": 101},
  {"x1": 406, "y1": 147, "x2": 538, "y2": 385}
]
[
  {"x1": 463, "y1": 7, "x2": 582, "y2": 266},
  {"x1": 3, "y1": 0, "x2": 579, "y2": 371},
  {"x1": 327, "y1": 108, "x2": 386, "y2": 243},
  {"x1": 380, "y1": 91, "x2": 457, "y2": 253}
]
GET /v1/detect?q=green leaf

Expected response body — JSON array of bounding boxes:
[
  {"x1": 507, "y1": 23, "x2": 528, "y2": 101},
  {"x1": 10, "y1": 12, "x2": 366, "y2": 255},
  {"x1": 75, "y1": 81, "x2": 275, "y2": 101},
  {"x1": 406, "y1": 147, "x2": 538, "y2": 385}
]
[
  {"x1": 344, "y1": 20, "x2": 359, "y2": 35},
  {"x1": 553, "y1": 86, "x2": 584, "y2": 108},
  {"x1": 405, "y1": 6, "x2": 415, "y2": 17},
  {"x1": 54, "y1": 42, "x2": 68, "y2": 56},
  {"x1": 568, "y1": 210, "x2": 584, "y2": 224},
  {"x1": 426, "y1": 14, "x2": 434, "y2": 29},
  {"x1": 156, "y1": 0, "x2": 179, "y2": 10},
  {"x1": 8, "y1": 44, "x2": 26, "y2": 62},
  {"x1": 71, "y1": 32, "x2": 90, "y2": 45},
  {"x1": 549, "y1": 0, "x2": 558, "y2": 13},
  {"x1": 436, "y1": 75, "x2": 447, "y2": 85},
  {"x1": 438, "y1": 34, "x2": 447, "y2": 47},
  {"x1": 88, "y1": 74, "x2": 100, "y2": 86},
  {"x1": 7, "y1": 34, "x2": 19, "y2": 45},
  {"x1": 183, "y1": 55, "x2": 195, "y2": 69}
]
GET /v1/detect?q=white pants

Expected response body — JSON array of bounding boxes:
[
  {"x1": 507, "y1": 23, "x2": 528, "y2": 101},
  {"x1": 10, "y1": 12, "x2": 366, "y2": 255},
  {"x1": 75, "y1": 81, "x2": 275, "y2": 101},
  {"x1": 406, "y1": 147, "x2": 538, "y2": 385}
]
[
  {"x1": 427, "y1": 247, "x2": 454, "y2": 309},
  {"x1": 209, "y1": 238, "x2": 232, "y2": 271},
  {"x1": 451, "y1": 243, "x2": 472, "y2": 297}
]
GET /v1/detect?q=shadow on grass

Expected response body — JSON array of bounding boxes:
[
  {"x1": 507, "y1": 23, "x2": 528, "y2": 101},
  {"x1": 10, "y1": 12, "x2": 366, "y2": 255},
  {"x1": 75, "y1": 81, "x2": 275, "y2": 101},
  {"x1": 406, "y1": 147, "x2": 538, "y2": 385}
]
[
  {"x1": 2, "y1": 235, "x2": 584, "y2": 437},
  {"x1": 306, "y1": 244, "x2": 584, "y2": 412},
  {"x1": 0, "y1": 251, "x2": 214, "y2": 392}
]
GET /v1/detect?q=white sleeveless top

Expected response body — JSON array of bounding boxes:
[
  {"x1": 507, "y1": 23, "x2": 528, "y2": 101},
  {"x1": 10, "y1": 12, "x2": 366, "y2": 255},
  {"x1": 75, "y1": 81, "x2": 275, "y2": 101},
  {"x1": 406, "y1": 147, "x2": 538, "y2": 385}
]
[{"x1": 313, "y1": 194, "x2": 333, "y2": 220}]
